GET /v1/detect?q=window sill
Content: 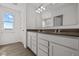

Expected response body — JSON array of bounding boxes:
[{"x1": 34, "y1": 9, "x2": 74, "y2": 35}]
[
  {"x1": 3, "y1": 29, "x2": 14, "y2": 33},
  {"x1": 4, "y1": 29, "x2": 13, "y2": 30}
]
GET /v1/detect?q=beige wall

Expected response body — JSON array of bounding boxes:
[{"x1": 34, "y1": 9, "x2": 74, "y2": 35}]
[{"x1": 26, "y1": 4, "x2": 42, "y2": 29}]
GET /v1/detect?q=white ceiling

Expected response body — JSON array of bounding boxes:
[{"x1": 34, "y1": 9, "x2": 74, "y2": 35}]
[{"x1": 0, "y1": 3, "x2": 51, "y2": 12}]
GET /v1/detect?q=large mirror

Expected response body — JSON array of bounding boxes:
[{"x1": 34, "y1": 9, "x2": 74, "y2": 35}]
[{"x1": 41, "y1": 3, "x2": 78, "y2": 28}]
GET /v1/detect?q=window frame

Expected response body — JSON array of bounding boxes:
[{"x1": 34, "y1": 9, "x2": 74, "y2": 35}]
[{"x1": 3, "y1": 12, "x2": 14, "y2": 30}]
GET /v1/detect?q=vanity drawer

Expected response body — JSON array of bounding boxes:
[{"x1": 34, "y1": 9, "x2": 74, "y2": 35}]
[
  {"x1": 31, "y1": 32, "x2": 37, "y2": 37},
  {"x1": 38, "y1": 48, "x2": 48, "y2": 56},
  {"x1": 38, "y1": 33, "x2": 50, "y2": 41},
  {"x1": 39, "y1": 43, "x2": 48, "y2": 53},
  {"x1": 39, "y1": 38, "x2": 48, "y2": 47},
  {"x1": 51, "y1": 36, "x2": 79, "y2": 50}
]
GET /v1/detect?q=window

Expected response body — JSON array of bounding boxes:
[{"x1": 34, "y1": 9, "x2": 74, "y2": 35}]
[{"x1": 3, "y1": 13, "x2": 14, "y2": 29}]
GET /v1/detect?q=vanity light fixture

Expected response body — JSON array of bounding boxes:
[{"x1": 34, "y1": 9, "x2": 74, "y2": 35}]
[{"x1": 35, "y1": 6, "x2": 46, "y2": 13}]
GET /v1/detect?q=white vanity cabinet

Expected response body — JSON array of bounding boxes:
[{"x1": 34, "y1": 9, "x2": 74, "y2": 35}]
[
  {"x1": 27, "y1": 32, "x2": 37, "y2": 55},
  {"x1": 38, "y1": 33, "x2": 79, "y2": 56},
  {"x1": 27, "y1": 31, "x2": 79, "y2": 56}
]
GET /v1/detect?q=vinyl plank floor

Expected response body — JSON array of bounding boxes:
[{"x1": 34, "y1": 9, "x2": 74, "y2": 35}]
[{"x1": 0, "y1": 42, "x2": 35, "y2": 56}]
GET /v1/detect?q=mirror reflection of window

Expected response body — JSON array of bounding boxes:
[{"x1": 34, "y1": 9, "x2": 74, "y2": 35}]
[
  {"x1": 53, "y1": 15, "x2": 63, "y2": 26},
  {"x1": 3, "y1": 12, "x2": 14, "y2": 29}
]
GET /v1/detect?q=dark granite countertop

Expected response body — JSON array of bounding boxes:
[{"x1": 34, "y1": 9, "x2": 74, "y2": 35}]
[
  {"x1": 39, "y1": 32, "x2": 79, "y2": 37},
  {"x1": 27, "y1": 29, "x2": 79, "y2": 37}
]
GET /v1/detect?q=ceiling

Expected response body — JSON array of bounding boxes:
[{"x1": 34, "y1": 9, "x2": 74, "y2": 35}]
[{"x1": 26, "y1": 3, "x2": 50, "y2": 9}]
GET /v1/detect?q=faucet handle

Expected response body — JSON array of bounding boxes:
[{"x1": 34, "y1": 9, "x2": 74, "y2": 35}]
[
  {"x1": 58, "y1": 29, "x2": 61, "y2": 33},
  {"x1": 54, "y1": 29, "x2": 57, "y2": 33}
]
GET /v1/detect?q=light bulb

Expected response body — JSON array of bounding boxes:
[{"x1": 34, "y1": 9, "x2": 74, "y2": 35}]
[
  {"x1": 38, "y1": 8, "x2": 42, "y2": 12},
  {"x1": 41, "y1": 6, "x2": 45, "y2": 10},
  {"x1": 42, "y1": 7, "x2": 45, "y2": 10},
  {"x1": 38, "y1": 8, "x2": 41, "y2": 11}
]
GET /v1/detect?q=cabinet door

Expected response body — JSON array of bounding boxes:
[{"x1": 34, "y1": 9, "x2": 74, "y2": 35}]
[
  {"x1": 27, "y1": 32, "x2": 32, "y2": 49},
  {"x1": 27, "y1": 32, "x2": 37, "y2": 55},
  {"x1": 49, "y1": 42, "x2": 77, "y2": 56},
  {"x1": 31, "y1": 36, "x2": 37, "y2": 54}
]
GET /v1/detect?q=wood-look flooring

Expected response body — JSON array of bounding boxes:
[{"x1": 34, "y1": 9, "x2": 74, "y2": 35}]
[{"x1": 0, "y1": 42, "x2": 35, "y2": 56}]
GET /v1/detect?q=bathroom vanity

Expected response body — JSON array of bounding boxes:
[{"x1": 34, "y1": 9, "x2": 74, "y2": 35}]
[{"x1": 27, "y1": 29, "x2": 79, "y2": 56}]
